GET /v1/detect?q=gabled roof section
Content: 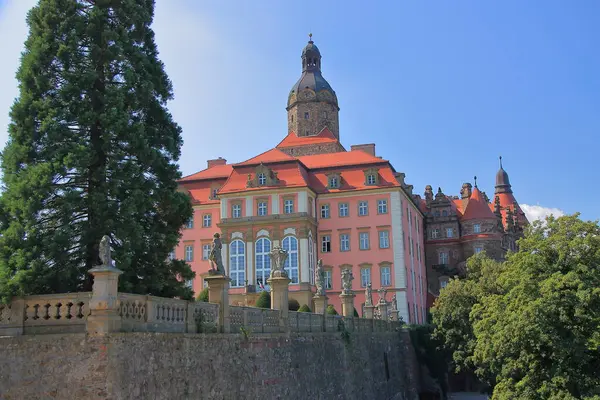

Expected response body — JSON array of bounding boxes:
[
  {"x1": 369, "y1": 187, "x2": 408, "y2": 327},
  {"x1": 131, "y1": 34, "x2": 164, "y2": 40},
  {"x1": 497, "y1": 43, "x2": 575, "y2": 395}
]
[
  {"x1": 276, "y1": 127, "x2": 341, "y2": 148},
  {"x1": 235, "y1": 148, "x2": 295, "y2": 166},
  {"x1": 299, "y1": 149, "x2": 386, "y2": 169},
  {"x1": 179, "y1": 164, "x2": 233, "y2": 182},
  {"x1": 461, "y1": 187, "x2": 497, "y2": 221},
  {"x1": 219, "y1": 161, "x2": 309, "y2": 195}
]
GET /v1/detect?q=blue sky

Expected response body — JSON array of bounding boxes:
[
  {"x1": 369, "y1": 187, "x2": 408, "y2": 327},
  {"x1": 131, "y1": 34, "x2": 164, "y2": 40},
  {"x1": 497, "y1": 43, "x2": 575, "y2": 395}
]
[{"x1": 1, "y1": 1, "x2": 598, "y2": 221}]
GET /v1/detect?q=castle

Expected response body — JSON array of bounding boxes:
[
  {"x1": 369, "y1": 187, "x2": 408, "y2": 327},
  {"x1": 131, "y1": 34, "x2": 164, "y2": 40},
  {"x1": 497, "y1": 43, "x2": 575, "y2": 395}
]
[{"x1": 175, "y1": 37, "x2": 527, "y2": 321}]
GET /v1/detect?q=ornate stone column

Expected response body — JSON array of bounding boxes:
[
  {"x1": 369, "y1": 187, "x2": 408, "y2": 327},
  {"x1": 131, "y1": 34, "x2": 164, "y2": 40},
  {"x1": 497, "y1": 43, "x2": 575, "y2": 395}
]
[
  {"x1": 205, "y1": 274, "x2": 231, "y2": 333},
  {"x1": 86, "y1": 235, "x2": 123, "y2": 335},
  {"x1": 363, "y1": 304, "x2": 376, "y2": 319},
  {"x1": 267, "y1": 246, "x2": 291, "y2": 332},
  {"x1": 313, "y1": 259, "x2": 328, "y2": 315},
  {"x1": 340, "y1": 268, "x2": 356, "y2": 330},
  {"x1": 339, "y1": 293, "x2": 355, "y2": 318},
  {"x1": 376, "y1": 287, "x2": 389, "y2": 323}
]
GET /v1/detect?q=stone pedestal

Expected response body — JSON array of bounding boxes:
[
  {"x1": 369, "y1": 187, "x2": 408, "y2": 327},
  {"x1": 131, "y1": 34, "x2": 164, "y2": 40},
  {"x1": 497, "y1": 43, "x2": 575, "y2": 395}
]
[
  {"x1": 86, "y1": 265, "x2": 123, "y2": 335},
  {"x1": 205, "y1": 275, "x2": 231, "y2": 333},
  {"x1": 363, "y1": 304, "x2": 376, "y2": 319},
  {"x1": 268, "y1": 276, "x2": 291, "y2": 332},
  {"x1": 339, "y1": 293, "x2": 355, "y2": 318},
  {"x1": 312, "y1": 295, "x2": 329, "y2": 315},
  {"x1": 389, "y1": 309, "x2": 400, "y2": 322},
  {"x1": 377, "y1": 301, "x2": 389, "y2": 321}
]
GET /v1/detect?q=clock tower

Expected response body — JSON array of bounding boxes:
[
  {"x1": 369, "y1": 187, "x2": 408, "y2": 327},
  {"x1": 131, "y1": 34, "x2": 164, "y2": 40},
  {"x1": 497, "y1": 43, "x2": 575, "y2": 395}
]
[{"x1": 287, "y1": 35, "x2": 340, "y2": 139}]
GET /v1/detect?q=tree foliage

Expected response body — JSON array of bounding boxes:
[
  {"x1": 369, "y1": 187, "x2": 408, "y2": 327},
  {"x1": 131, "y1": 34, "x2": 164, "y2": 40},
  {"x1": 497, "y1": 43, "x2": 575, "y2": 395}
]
[
  {"x1": 197, "y1": 288, "x2": 209, "y2": 302},
  {"x1": 432, "y1": 214, "x2": 600, "y2": 399},
  {"x1": 326, "y1": 304, "x2": 338, "y2": 315},
  {"x1": 0, "y1": 0, "x2": 193, "y2": 302},
  {"x1": 255, "y1": 291, "x2": 271, "y2": 309},
  {"x1": 298, "y1": 304, "x2": 311, "y2": 313}
]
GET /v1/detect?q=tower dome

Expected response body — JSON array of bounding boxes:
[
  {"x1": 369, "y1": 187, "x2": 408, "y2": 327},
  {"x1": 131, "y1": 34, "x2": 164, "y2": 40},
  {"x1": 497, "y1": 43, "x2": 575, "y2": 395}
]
[
  {"x1": 495, "y1": 156, "x2": 512, "y2": 194},
  {"x1": 287, "y1": 35, "x2": 340, "y2": 139}
]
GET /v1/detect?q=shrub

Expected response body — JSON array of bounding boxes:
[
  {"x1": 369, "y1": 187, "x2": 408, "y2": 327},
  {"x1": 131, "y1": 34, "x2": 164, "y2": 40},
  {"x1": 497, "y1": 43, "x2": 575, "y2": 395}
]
[
  {"x1": 288, "y1": 298, "x2": 300, "y2": 311},
  {"x1": 255, "y1": 290, "x2": 271, "y2": 309},
  {"x1": 197, "y1": 288, "x2": 209, "y2": 302},
  {"x1": 326, "y1": 304, "x2": 338, "y2": 315},
  {"x1": 298, "y1": 304, "x2": 311, "y2": 312}
]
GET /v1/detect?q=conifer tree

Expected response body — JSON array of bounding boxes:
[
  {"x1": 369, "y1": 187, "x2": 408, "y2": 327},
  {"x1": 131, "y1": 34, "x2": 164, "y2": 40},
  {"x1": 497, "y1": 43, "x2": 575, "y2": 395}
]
[{"x1": 0, "y1": 0, "x2": 194, "y2": 302}]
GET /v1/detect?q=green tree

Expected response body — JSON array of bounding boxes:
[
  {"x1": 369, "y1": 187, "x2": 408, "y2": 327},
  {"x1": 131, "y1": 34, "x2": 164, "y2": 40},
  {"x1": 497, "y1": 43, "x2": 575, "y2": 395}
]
[
  {"x1": 255, "y1": 291, "x2": 271, "y2": 309},
  {"x1": 433, "y1": 214, "x2": 600, "y2": 399},
  {"x1": 197, "y1": 288, "x2": 209, "y2": 302},
  {"x1": 0, "y1": 0, "x2": 193, "y2": 303},
  {"x1": 298, "y1": 304, "x2": 311, "y2": 313},
  {"x1": 326, "y1": 304, "x2": 338, "y2": 315}
]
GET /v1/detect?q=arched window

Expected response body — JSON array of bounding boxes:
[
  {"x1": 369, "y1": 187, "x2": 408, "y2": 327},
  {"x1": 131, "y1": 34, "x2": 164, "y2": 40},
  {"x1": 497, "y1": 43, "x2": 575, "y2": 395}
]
[
  {"x1": 255, "y1": 238, "x2": 271, "y2": 291},
  {"x1": 229, "y1": 240, "x2": 245, "y2": 288},
  {"x1": 282, "y1": 236, "x2": 299, "y2": 284},
  {"x1": 308, "y1": 234, "x2": 315, "y2": 285}
]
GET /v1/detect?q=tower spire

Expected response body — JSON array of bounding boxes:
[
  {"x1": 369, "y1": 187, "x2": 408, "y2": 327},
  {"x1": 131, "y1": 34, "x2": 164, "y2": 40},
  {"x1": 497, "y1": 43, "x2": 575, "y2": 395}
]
[
  {"x1": 474, "y1": 175, "x2": 478, "y2": 188},
  {"x1": 499, "y1": 155, "x2": 503, "y2": 169}
]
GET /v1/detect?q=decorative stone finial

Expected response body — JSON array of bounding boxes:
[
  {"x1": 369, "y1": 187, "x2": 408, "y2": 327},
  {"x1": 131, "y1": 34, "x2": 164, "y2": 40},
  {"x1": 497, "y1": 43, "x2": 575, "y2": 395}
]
[
  {"x1": 99, "y1": 235, "x2": 112, "y2": 267},
  {"x1": 269, "y1": 246, "x2": 289, "y2": 279},
  {"x1": 309, "y1": 32, "x2": 313, "y2": 42},
  {"x1": 314, "y1": 259, "x2": 326, "y2": 296}
]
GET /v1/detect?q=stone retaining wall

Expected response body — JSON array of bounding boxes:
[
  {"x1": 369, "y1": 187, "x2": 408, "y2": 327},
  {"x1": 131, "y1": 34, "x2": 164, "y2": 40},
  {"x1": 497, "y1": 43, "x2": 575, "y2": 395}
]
[{"x1": 0, "y1": 331, "x2": 420, "y2": 400}]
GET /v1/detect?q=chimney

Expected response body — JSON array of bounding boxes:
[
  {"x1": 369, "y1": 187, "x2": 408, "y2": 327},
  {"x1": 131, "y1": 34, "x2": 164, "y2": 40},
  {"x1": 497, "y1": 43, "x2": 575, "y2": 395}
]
[
  {"x1": 207, "y1": 157, "x2": 227, "y2": 169},
  {"x1": 350, "y1": 143, "x2": 376, "y2": 156}
]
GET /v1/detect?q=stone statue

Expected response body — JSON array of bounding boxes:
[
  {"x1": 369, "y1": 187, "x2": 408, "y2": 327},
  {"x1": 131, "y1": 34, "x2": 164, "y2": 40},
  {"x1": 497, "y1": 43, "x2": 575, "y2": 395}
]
[
  {"x1": 341, "y1": 269, "x2": 354, "y2": 295},
  {"x1": 209, "y1": 233, "x2": 225, "y2": 275},
  {"x1": 377, "y1": 287, "x2": 387, "y2": 304},
  {"x1": 391, "y1": 294, "x2": 398, "y2": 311},
  {"x1": 99, "y1": 235, "x2": 112, "y2": 267},
  {"x1": 365, "y1": 282, "x2": 373, "y2": 306},
  {"x1": 315, "y1": 259, "x2": 326, "y2": 296},
  {"x1": 269, "y1": 246, "x2": 289, "y2": 279}
]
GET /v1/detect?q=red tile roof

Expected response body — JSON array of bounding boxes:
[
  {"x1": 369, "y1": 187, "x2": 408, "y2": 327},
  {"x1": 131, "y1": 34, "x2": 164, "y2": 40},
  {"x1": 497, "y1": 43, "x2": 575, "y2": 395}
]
[
  {"x1": 235, "y1": 148, "x2": 295, "y2": 166},
  {"x1": 179, "y1": 164, "x2": 233, "y2": 182},
  {"x1": 308, "y1": 165, "x2": 400, "y2": 194},
  {"x1": 299, "y1": 150, "x2": 387, "y2": 169},
  {"x1": 219, "y1": 162, "x2": 310, "y2": 194},
  {"x1": 461, "y1": 187, "x2": 497, "y2": 221},
  {"x1": 276, "y1": 128, "x2": 340, "y2": 148}
]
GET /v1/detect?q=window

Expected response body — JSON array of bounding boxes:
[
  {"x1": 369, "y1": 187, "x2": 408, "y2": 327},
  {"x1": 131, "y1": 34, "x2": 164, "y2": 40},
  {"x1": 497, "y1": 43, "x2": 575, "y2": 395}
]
[
  {"x1": 328, "y1": 176, "x2": 339, "y2": 188},
  {"x1": 185, "y1": 217, "x2": 194, "y2": 229},
  {"x1": 439, "y1": 252, "x2": 449, "y2": 265},
  {"x1": 304, "y1": 112, "x2": 309, "y2": 119},
  {"x1": 358, "y1": 201, "x2": 368, "y2": 216},
  {"x1": 229, "y1": 240, "x2": 245, "y2": 288},
  {"x1": 324, "y1": 270, "x2": 332, "y2": 289},
  {"x1": 366, "y1": 174, "x2": 377, "y2": 185},
  {"x1": 338, "y1": 202, "x2": 349, "y2": 217},
  {"x1": 282, "y1": 236, "x2": 299, "y2": 284},
  {"x1": 474, "y1": 224, "x2": 481, "y2": 233},
  {"x1": 431, "y1": 229, "x2": 440, "y2": 239},
  {"x1": 340, "y1": 233, "x2": 350, "y2": 251},
  {"x1": 211, "y1": 188, "x2": 219, "y2": 199},
  {"x1": 474, "y1": 246, "x2": 483, "y2": 254},
  {"x1": 185, "y1": 279, "x2": 193, "y2": 289},
  {"x1": 320, "y1": 204, "x2": 330, "y2": 219},
  {"x1": 377, "y1": 199, "x2": 388, "y2": 214},
  {"x1": 440, "y1": 280, "x2": 448, "y2": 289},
  {"x1": 203, "y1": 214, "x2": 212, "y2": 228},
  {"x1": 308, "y1": 235, "x2": 315, "y2": 285},
  {"x1": 257, "y1": 201, "x2": 267, "y2": 216},
  {"x1": 168, "y1": 250, "x2": 175, "y2": 260},
  {"x1": 255, "y1": 238, "x2": 271, "y2": 290},
  {"x1": 321, "y1": 235, "x2": 331, "y2": 253},
  {"x1": 381, "y1": 266, "x2": 391, "y2": 286},
  {"x1": 232, "y1": 204, "x2": 241, "y2": 218},
  {"x1": 257, "y1": 173, "x2": 267, "y2": 186},
  {"x1": 359, "y1": 232, "x2": 370, "y2": 250},
  {"x1": 202, "y1": 244, "x2": 211, "y2": 260},
  {"x1": 379, "y1": 231, "x2": 390, "y2": 249},
  {"x1": 446, "y1": 228, "x2": 453, "y2": 238},
  {"x1": 360, "y1": 268, "x2": 371, "y2": 287},
  {"x1": 442, "y1": 210, "x2": 448, "y2": 217},
  {"x1": 185, "y1": 245, "x2": 194, "y2": 262},
  {"x1": 284, "y1": 199, "x2": 294, "y2": 214}
]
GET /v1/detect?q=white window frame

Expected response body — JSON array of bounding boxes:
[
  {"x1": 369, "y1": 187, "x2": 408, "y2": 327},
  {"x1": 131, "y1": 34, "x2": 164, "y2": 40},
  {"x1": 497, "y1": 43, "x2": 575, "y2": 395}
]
[
  {"x1": 431, "y1": 229, "x2": 440, "y2": 239},
  {"x1": 185, "y1": 245, "x2": 194, "y2": 262},
  {"x1": 321, "y1": 235, "x2": 331, "y2": 253},
  {"x1": 282, "y1": 236, "x2": 299, "y2": 284},
  {"x1": 474, "y1": 224, "x2": 481, "y2": 233},
  {"x1": 367, "y1": 174, "x2": 376, "y2": 185},
  {"x1": 380, "y1": 266, "x2": 391, "y2": 286},
  {"x1": 258, "y1": 173, "x2": 267, "y2": 186},
  {"x1": 360, "y1": 268, "x2": 371, "y2": 288},
  {"x1": 202, "y1": 244, "x2": 211, "y2": 260},
  {"x1": 232, "y1": 204, "x2": 241, "y2": 219},
  {"x1": 229, "y1": 239, "x2": 245, "y2": 288},
  {"x1": 186, "y1": 217, "x2": 194, "y2": 229},
  {"x1": 340, "y1": 233, "x2": 350, "y2": 252},
  {"x1": 284, "y1": 199, "x2": 294, "y2": 214},
  {"x1": 338, "y1": 202, "x2": 349, "y2": 217},
  {"x1": 359, "y1": 232, "x2": 370, "y2": 250},
  {"x1": 257, "y1": 201, "x2": 268, "y2": 216},
  {"x1": 320, "y1": 204, "x2": 330, "y2": 219},
  {"x1": 379, "y1": 230, "x2": 390, "y2": 249},
  {"x1": 324, "y1": 270, "x2": 332, "y2": 289},
  {"x1": 358, "y1": 201, "x2": 368, "y2": 216},
  {"x1": 255, "y1": 238, "x2": 271, "y2": 290},
  {"x1": 439, "y1": 251, "x2": 449, "y2": 265},
  {"x1": 329, "y1": 176, "x2": 339, "y2": 188},
  {"x1": 377, "y1": 199, "x2": 388, "y2": 214},
  {"x1": 203, "y1": 214, "x2": 212, "y2": 228}
]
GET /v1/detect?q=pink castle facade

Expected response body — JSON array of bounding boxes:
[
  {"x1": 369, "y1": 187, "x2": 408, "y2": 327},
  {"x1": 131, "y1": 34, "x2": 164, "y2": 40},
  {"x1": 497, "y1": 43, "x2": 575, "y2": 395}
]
[{"x1": 175, "y1": 38, "x2": 427, "y2": 323}]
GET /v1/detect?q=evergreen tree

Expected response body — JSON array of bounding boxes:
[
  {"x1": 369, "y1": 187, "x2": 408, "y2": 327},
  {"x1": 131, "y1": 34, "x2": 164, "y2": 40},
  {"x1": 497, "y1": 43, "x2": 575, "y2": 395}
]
[
  {"x1": 326, "y1": 304, "x2": 338, "y2": 315},
  {"x1": 0, "y1": 0, "x2": 193, "y2": 302},
  {"x1": 255, "y1": 291, "x2": 271, "y2": 309},
  {"x1": 298, "y1": 304, "x2": 311, "y2": 313}
]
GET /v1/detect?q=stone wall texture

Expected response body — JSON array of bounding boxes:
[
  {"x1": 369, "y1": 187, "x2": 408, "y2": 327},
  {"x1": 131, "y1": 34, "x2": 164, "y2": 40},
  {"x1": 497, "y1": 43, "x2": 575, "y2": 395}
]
[{"x1": 0, "y1": 331, "x2": 420, "y2": 400}]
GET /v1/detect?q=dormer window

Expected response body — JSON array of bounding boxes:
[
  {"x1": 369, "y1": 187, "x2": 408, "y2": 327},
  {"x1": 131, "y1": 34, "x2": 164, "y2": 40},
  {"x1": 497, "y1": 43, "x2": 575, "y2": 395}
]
[
  {"x1": 363, "y1": 168, "x2": 380, "y2": 186},
  {"x1": 367, "y1": 174, "x2": 376, "y2": 185},
  {"x1": 258, "y1": 173, "x2": 267, "y2": 186},
  {"x1": 327, "y1": 173, "x2": 341, "y2": 189}
]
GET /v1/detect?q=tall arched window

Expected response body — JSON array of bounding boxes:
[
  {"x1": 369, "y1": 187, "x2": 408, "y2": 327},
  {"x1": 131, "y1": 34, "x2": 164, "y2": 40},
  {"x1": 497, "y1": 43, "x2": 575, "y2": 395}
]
[
  {"x1": 229, "y1": 240, "x2": 245, "y2": 288},
  {"x1": 255, "y1": 238, "x2": 271, "y2": 291},
  {"x1": 308, "y1": 233, "x2": 315, "y2": 285},
  {"x1": 282, "y1": 236, "x2": 299, "y2": 284}
]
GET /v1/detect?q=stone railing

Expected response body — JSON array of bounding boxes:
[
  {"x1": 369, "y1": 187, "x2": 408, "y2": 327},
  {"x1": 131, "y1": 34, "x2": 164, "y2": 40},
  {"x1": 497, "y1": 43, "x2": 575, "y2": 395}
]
[{"x1": 229, "y1": 306, "x2": 280, "y2": 334}]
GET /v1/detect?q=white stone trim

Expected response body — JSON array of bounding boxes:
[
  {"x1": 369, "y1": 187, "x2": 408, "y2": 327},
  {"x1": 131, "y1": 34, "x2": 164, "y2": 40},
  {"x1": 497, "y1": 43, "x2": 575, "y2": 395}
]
[
  {"x1": 299, "y1": 237, "x2": 309, "y2": 283},
  {"x1": 390, "y1": 191, "x2": 406, "y2": 289},
  {"x1": 283, "y1": 227, "x2": 296, "y2": 236},
  {"x1": 231, "y1": 232, "x2": 243, "y2": 240},
  {"x1": 245, "y1": 196, "x2": 253, "y2": 217},
  {"x1": 246, "y1": 241, "x2": 254, "y2": 285},
  {"x1": 271, "y1": 194, "x2": 280, "y2": 214},
  {"x1": 220, "y1": 198, "x2": 228, "y2": 219},
  {"x1": 298, "y1": 191, "x2": 308, "y2": 213},
  {"x1": 257, "y1": 229, "x2": 270, "y2": 238},
  {"x1": 396, "y1": 290, "x2": 409, "y2": 324}
]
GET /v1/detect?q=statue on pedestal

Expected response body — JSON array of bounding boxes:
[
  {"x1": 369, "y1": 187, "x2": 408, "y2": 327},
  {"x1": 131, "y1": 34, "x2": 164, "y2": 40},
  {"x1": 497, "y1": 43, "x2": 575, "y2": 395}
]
[
  {"x1": 341, "y1": 269, "x2": 354, "y2": 295},
  {"x1": 269, "y1": 246, "x2": 289, "y2": 279},
  {"x1": 377, "y1": 287, "x2": 387, "y2": 304},
  {"x1": 209, "y1": 233, "x2": 226, "y2": 275},
  {"x1": 390, "y1": 294, "x2": 398, "y2": 311},
  {"x1": 365, "y1": 282, "x2": 373, "y2": 306},
  {"x1": 315, "y1": 259, "x2": 326, "y2": 296},
  {"x1": 99, "y1": 235, "x2": 113, "y2": 267}
]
